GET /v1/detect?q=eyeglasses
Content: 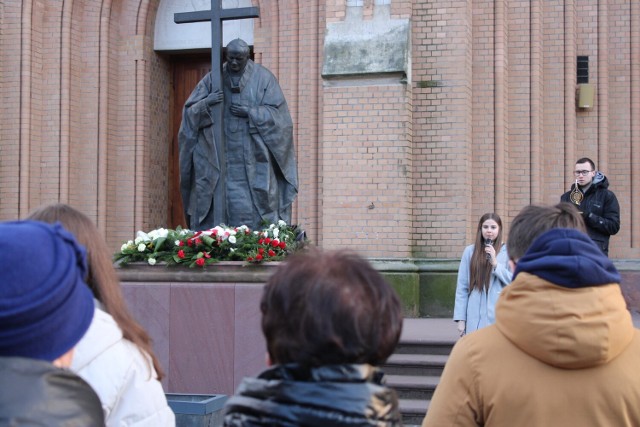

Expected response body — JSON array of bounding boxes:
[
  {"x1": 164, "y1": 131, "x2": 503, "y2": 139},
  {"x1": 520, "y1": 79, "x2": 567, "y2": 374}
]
[{"x1": 574, "y1": 170, "x2": 593, "y2": 176}]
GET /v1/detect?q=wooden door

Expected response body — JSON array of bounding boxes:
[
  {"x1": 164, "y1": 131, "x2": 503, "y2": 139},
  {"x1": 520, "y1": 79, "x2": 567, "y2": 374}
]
[{"x1": 168, "y1": 54, "x2": 211, "y2": 229}]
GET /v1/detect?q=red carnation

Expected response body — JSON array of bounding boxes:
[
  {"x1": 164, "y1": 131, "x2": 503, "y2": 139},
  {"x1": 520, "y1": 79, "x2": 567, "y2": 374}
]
[
  {"x1": 264, "y1": 238, "x2": 272, "y2": 244},
  {"x1": 246, "y1": 256, "x2": 254, "y2": 261},
  {"x1": 271, "y1": 240, "x2": 280, "y2": 248},
  {"x1": 279, "y1": 241, "x2": 286, "y2": 249},
  {"x1": 268, "y1": 249, "x2": 276, "y2": 257},
  {"x1": 258, "y1": 238, "x2": 264, "y2": 245},
  {"x1": 195, "y1": 258, "x2": 205, "y2": 267},
  {"x1": 258, "y1": 247, "x2": 265, "y2": 254},
  {"x1": 256, "y1": 254, "x2": 263, "y2": 261},
  {"x1": 178, "y1": 250, "x2": 185, "y2": 259}
]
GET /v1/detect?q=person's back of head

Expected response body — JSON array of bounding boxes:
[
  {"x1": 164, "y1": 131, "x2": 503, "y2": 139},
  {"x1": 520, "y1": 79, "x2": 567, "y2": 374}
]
[
  {"x1": 0, "y1": 220, "x2": 104, "y2": 424},
  {"x1": 27, "y1": 203, "x2": 165, "y2": 379},
  {"x1": 507, "y1": 202, "x2": 586, "y2": 263},
  {"x1": 261, "y1": 249, "x2": 403, "y2": 367},
  {"x1": 0, "y1": 220, "x2": 94, "y2": 362}
]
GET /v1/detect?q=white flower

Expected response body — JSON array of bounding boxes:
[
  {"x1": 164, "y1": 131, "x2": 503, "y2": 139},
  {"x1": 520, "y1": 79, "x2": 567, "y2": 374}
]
[
  {"x1": 269, "y1": 223, "x2": 276, "y2": 229},
  {"x1": 134, "y1": 237, "x2": 144, "y2": 245},
  {"x1": 148, "y1": 258, "x2": 157, "y2": 266},
  {"x1": 121, "y1": 243, "x2": 129, "y2": 252},
  {"x1": 273, "y1": 228, "x2": 280, "y2": 239},
  {"x1": 175, "y1": 240, "x2": 181, "y2": 246},
  {"x1": 230, "y1": 248, "x2": 236, "y2": 253},
  {"x1": 136, "y1": 230, "x2": 151, "y2": 242},
  {"x1": 263, "y1": 231, "x2": 269, "y2": 238},
  {"x1": 137, "y1": 243, "x2": 146, "y2": 252},
  {"x1": 228, "y1": 235, "x2": 237, "y2": 244},
  {"x1": 278, "y1": 220, "x2": 287, "y2": 228},
  {"x1": 148, "y1": 228, "x2": 168, "y2": 239}
]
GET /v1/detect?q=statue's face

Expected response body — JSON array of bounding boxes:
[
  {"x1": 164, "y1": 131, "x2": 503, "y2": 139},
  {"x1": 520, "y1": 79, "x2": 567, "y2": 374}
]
[{"x1": 226, "y1": 46, "x2": 249, "y2": 73}]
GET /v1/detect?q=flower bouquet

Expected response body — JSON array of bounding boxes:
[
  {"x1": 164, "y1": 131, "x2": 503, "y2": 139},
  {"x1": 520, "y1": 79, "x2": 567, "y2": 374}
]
[{"x1": 115, "y1": 221, "x2": 306, "y2": 268}]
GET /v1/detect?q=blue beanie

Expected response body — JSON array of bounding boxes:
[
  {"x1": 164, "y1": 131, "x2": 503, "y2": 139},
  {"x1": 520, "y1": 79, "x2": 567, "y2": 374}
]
[
  {"x1": 0, "y1": 220, "x2": 94, "y2": 362},
  {"x1": 513, "y1": 228, "x2": 621, "y2": 288}
]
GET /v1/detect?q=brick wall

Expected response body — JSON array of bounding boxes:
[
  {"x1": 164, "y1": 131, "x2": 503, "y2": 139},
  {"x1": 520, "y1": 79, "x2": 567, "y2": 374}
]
[{"x1": 1, "y1": 0, "x2": 639, "y2": 260}]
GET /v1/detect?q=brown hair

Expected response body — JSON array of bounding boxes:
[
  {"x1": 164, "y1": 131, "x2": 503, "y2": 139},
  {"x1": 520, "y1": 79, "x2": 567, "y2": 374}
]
[
  {"x1": 508, "y1": 202, "x2": 586, "y2": 262},
  {"x1": 27, "y1": 203, "x2": 164, "y2": 379},
  {"x1": 261, "y1": 249, "x2": 403, "y2": 367},
  {"x1": 469, "y1": 213, "x2": 504, "y2": 292}
]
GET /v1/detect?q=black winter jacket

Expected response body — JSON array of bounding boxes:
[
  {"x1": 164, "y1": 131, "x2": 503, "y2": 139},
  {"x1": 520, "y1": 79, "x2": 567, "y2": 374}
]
[
  {"x1": 561, "y1": 172, "x2": 620, "y2": 255},
  {"x1": 0, "y1": 356, "x2": 105, "y2": 426},
  {"x1": 223, "y1": 364, "x2": 402, "y2": 427}
]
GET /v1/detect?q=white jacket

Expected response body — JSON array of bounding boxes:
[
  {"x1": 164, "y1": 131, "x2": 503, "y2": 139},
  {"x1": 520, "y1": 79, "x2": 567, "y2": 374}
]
[{"x1": 72, "y1": 303, "x2": 175, "y2": 426}]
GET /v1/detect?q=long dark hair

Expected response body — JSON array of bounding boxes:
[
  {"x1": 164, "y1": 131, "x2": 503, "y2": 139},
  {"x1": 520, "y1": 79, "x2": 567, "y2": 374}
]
[
  {"x1": 469, "y1": 213, "x2": 503, "y2": 293},
  {"x1": 28, "y1": 203, "x2": 164, "y2": 380}
]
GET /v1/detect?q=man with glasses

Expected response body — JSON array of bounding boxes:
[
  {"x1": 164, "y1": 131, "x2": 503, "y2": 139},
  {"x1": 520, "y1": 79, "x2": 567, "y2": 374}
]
[{"x1": 560, "y1": 157, "x2": 620, "y2": 256}]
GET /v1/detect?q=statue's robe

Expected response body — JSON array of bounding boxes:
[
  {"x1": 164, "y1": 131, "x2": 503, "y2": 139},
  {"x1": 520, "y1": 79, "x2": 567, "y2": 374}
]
[
  {"x1": 222, "y1": 60, "x2": 298, "y2": 229},
  {"x1": 178, "y1": 73, "x2": 227, "y2": 230}
]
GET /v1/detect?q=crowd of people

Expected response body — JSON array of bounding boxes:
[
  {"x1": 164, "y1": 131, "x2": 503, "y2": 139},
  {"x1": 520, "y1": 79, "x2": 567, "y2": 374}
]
[{"x1": 1, "y1": 157, "x2": 634, "y2": 426}]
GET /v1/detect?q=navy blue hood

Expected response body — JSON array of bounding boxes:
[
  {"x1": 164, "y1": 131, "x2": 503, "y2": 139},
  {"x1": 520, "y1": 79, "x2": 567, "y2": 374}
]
[{"x1": 513, "y1": 228, "x2": 620, "y2": 288}]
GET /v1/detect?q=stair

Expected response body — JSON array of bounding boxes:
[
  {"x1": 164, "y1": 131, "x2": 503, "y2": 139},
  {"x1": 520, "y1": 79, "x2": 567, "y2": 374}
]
[{"x1": 382, "y1": 319, "x2": 458, "y2": 426}]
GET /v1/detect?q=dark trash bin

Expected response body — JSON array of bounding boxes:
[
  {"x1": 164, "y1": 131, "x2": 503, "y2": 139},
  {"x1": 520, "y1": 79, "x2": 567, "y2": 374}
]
[{"x1": 166, "y1": 393, "x2": 228, "y2": 427}]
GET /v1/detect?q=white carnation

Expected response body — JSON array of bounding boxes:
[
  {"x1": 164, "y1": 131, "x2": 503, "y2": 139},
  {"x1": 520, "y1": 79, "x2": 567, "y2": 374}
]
[{"x1": 148, "y1": 258, "x2": 157, "y2": 266}]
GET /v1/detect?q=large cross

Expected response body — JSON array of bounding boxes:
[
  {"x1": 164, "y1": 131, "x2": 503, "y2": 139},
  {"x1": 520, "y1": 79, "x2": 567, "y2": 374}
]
[{"x1": 174, "y1": 1, "x2": 259, "y2": 224}]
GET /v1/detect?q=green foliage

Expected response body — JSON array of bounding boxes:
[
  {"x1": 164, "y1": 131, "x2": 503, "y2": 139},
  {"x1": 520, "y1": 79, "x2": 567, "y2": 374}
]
[{"x1": 115, "y1": 222, "x2": 305, "y2": 268}]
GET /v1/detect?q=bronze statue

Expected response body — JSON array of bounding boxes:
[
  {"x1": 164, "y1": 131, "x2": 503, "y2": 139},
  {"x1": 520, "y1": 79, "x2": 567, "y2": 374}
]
[{"x1": 178, "y1": 39, "x2": 298, "y2": 230}]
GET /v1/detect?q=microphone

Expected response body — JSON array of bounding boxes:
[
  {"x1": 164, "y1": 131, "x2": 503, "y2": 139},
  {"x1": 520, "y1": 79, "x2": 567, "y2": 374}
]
[{"x1": 484, "y1": 238, "x2": 493, "y2": 260}]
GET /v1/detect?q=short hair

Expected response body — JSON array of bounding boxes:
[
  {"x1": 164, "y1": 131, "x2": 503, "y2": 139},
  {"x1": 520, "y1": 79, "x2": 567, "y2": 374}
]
[
  {"x1": 508, "y1": 202, "x2": 586, "y2": 262},
  {"x1": 226, "y1": 38, "x2": 250, "y2": 56},
  {"x1": 260, "y1": 249, "x2": 403, "y2": 367},
  {"x1": 576, "y1": 157, "x2": 596, "y2": 170}
]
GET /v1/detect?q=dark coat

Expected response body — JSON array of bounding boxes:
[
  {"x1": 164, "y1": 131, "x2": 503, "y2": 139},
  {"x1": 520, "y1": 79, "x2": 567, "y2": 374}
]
[
  {"x1": 223, "y1": 364, "x2": 402, "y2": 427},
  {"x1": 0, "y1": 356, "x2": 105, "y2": 426},
  {"x1": 561, "y1": 171, "x2": 620, "y2": 255}
]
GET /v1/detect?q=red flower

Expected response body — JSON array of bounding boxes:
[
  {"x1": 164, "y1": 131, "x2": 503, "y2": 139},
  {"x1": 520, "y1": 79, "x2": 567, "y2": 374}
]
[
  {"x1": 258, "y1": 238, "x2": 264, "y2": 245},
  {"x1": 258, "y1": 247, "x2": 265, "y2": 254},
  {"x1": 264, "y1": 238, "x2": 272, "y2": 244},
  {"x1": 195, "y1": 258, "x2": 205, "y2": 267},
  {"x1": 268, "y1": 249, "x2": 276, "y2": 257},
  {"x1": 186, "y1": 239, "x2": 193, "y2": 247},
  {"x1": 179, "y1": 240, "x2": 184, "y2": 247},
  {"x1": 271, "y1": 239, "x2": 280, "y2": 248},
  {"x1": 256, "y1": 254, "x2": 263, "y2": 261},
  {"x1": 212, "y1": 229, "x2": 218, "y2": 235},
  {"x1": 204, "y1": 252, "x2": 211, "y2": 259},
  {"x1": 246, "y1": 256, "x2": 254, "y2": 261},
  {"x1": 195, "y1": 238, "x2": 202, "y2": 245},
  {"x1": 178, "y1": 250, "x2": 185, "y2": 259},
  {"x1": 279, "y1": 241, "x2": 286, "y2": 249}
]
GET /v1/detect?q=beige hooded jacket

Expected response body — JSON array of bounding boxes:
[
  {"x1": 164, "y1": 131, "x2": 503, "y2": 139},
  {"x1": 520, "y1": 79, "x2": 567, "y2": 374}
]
[{"x1": 423, "y1": 274, "x2": 640, "y2": 426}]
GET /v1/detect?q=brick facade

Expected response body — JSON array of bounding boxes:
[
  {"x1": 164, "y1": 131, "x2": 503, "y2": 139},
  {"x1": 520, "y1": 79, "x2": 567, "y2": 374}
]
[{"x1": 1, "y1": 0, "x2": 639, "y2": 260}]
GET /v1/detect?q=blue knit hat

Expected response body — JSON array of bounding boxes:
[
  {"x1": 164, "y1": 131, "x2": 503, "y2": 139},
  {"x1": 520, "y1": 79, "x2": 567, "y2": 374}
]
[
  {"x1": 0, "y1": 220, "x2": 94, "y2": 362},
  {"x1": 513, "y1": 228, "x2": 621, "y2": 288}
]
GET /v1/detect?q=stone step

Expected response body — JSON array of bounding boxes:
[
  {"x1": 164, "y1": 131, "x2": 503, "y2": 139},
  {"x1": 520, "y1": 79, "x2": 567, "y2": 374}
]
[
  {"x1": 399, "y1": 398, "x2": 429, "y2": 426},
  {"x1": 386, "y1": 374, "x2": 439, "y2": 400},
  {"x1": 383, "y1": 353, "x2": 449, "y2": 376},
  {"x1": 394, "y1": 340, "x2": 455, "y2": 356}
]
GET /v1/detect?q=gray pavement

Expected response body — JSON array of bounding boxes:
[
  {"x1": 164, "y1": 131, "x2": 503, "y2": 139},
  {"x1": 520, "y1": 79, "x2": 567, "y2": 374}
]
[{"x1": 403, "y1": 310, "x2": 640, "y2": 343}]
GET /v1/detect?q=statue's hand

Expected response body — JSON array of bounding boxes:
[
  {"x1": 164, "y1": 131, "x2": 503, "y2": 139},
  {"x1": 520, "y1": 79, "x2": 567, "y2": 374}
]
[
  {"x1": 230, "y1": 102, "x2": 249, "y2": 117},
  {"x1": 206, "y1": 90, "x2": 223, "y2": 106}
]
